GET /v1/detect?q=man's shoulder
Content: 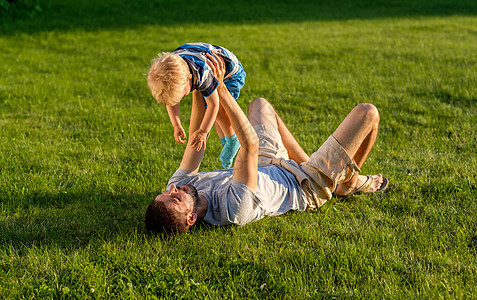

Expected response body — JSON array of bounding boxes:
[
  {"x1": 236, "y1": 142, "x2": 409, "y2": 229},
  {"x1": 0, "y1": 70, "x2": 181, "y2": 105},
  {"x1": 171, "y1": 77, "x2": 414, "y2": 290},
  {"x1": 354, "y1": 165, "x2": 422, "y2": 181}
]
[
  {"x1": 167, "y1": 169, "x2": 195, "y2": 188},
  {"x1": 168, "y1": 168, "x2": 233, "y2": 189}
]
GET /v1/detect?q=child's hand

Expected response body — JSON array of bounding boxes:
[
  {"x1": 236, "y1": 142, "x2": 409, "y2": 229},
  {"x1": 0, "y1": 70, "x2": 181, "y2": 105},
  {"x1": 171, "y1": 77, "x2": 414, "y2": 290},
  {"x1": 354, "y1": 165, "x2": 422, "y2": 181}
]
[
  {"x1": 190, "y1": 129, "x2": 208, "y2": 151},
  {"x1": 173, "y1": 125, "x2": 186, "y2": 144}
]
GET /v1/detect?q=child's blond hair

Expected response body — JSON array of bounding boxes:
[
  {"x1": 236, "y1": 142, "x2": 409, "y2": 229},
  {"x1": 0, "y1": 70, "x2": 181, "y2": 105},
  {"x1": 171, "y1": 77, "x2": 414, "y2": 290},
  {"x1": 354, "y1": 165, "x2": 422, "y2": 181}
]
[{"x1": 147, "y1": 52, "x2": 189, "y2": 106}]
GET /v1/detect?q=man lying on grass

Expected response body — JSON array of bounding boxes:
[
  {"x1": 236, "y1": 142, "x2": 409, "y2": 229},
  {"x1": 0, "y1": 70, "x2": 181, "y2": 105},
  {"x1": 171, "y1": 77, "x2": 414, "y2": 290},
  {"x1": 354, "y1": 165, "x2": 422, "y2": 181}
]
[{"x1": 145, "y1": 53, "x2": 388, "y2": 234}]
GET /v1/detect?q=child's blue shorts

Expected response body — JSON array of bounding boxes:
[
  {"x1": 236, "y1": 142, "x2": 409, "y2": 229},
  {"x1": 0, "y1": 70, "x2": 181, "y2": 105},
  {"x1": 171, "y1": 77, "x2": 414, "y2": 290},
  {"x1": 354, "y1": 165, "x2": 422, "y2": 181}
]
[{"x1": 224, "y1": 61, "x2": 246, "y2": 100}]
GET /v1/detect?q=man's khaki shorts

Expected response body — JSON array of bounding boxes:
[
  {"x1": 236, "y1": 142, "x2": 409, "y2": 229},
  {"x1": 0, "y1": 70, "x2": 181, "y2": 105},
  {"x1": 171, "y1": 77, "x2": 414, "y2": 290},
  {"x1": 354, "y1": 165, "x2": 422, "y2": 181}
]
[
  {"x1": 253, "y1": 124, "x2": 360, "y2": 208},
  {"x1": 254, "y1": 124, "x2": 290, "y2": 163}
]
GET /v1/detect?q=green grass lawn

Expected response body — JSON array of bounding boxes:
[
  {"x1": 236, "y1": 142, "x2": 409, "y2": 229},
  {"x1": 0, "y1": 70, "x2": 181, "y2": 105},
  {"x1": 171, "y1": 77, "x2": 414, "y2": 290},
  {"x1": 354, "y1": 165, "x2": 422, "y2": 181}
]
[{"x1": 1, "y1": 0, "x2": 476, "y2": 298}]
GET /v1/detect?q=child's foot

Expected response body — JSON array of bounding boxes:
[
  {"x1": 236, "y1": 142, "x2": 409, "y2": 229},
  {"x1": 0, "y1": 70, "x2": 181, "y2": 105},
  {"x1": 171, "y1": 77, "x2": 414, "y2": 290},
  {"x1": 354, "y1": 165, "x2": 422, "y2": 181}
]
[
  {"x1": 220, "y1": 137, "x2": 226, "y2": 147},
  {"x1": 219, "y1": 134, "x2": 240, "y2": 168}
]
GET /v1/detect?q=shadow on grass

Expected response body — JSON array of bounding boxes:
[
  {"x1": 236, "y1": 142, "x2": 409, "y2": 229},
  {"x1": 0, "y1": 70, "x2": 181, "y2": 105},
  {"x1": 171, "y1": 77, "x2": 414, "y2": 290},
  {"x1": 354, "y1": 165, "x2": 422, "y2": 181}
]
[
  {"x1": 0, "y1": 189, "x2": 232, "y2": 249},
  {"x1": 1, "y1": 0, "x2": 477, "y2": 35},
  {"x1": 0, "y1": 190, "x2": 152, "y2": 249}
]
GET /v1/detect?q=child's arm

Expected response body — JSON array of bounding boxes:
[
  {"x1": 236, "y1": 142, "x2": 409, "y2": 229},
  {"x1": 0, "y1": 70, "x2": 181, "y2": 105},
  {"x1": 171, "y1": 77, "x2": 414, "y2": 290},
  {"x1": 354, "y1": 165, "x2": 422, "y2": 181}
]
[
  {"x1": 166, "y1": 104, "x2": 186, "y2": 144},
  {"x1": 189, "y1": 90, "x2": 220, "y2": 151}
]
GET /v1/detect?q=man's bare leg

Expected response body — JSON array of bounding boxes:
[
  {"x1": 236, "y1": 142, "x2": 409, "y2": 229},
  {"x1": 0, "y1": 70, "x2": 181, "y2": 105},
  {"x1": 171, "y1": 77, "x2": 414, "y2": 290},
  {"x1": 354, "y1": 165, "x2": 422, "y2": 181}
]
[
  {"x1": 332, "y1": 103, "x2": 384, "y2": 196},
  {"x1": 248, "y1": 98, "x2": 309, "y2": 164}
]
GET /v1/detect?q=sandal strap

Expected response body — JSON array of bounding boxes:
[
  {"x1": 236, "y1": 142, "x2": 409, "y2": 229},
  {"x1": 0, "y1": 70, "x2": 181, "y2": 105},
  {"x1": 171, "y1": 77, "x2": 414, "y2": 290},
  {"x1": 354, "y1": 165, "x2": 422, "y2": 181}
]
[{"x1": 357, "y1": 175, "x2": 374, "y2": 193}]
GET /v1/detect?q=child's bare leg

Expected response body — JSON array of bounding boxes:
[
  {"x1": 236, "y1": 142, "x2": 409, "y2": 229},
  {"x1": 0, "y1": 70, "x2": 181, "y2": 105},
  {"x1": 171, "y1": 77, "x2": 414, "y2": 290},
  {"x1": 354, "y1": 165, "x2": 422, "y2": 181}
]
[
  {"x1": 216, "y1": 103, "x2": 240, "y2": 168},
  {"x1": 333, "y1": 103, "x2": 384, "y2": 195},
  {"x1": 190, "y1": 90, "x2": 206, "y2": 136},
  {"x1": 215, "y1": 104, "x2": 234, "y2": 137},
  {"x1": 215, "y1": 123, "x2": 225, "y2": 140}
]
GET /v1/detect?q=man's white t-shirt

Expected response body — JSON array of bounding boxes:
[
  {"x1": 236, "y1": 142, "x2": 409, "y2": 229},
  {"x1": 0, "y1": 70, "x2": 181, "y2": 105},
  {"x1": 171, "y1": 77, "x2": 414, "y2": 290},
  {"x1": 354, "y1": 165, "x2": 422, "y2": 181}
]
[{"x1": 167, "y1": 165, "x2": 308, "y2": 226}]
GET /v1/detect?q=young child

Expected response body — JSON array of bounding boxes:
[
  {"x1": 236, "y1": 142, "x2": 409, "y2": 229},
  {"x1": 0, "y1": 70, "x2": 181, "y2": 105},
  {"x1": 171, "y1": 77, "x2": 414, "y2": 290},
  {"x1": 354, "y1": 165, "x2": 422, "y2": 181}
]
[{"x1": 147, "y1": 42, "x2": 246, "y2": 168}]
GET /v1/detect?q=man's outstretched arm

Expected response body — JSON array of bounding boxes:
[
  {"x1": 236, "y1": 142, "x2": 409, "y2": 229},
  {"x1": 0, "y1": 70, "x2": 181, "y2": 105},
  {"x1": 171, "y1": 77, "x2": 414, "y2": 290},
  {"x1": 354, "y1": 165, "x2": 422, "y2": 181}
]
[
  {"x1": 178, "y1": 90, "x2": 206, "y2": 173},
  {"x1": 207, "y1": 53, "x2": 259, "y2": 192}
]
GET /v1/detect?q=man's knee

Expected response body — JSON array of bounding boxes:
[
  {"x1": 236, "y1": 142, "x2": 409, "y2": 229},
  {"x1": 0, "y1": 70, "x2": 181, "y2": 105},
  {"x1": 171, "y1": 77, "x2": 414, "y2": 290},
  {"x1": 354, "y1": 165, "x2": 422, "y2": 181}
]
[
  {"x1": 355, "y1": 103, "x2": 379, "y2": 125},
  {"x1": 248, "y1": 97, "x2": 277, "y2": 127},
  {"x1": 248, "y1": 97, "x2": 270, "y2": 114}
]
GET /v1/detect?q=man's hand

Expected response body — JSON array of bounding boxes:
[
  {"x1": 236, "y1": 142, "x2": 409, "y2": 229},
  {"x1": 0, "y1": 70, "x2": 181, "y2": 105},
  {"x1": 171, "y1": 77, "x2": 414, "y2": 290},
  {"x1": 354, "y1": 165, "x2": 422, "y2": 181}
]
[
  {"x1": 173, "y1": 124, "x2": 186, "y2": 144},
  {"x1": 206, "y1": 52, "x2": 225, "y2": 83},
  {"x1": 190, "y1": 128, "x2": 208, "y2": 151}
]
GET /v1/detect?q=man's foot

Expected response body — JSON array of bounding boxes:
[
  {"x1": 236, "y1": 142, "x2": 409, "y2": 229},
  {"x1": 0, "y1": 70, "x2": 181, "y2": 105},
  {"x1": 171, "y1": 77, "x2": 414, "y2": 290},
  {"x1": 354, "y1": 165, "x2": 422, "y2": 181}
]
[
  {"x1": 335, "y1": 174, "x2": 389, "y2": 197},
  {"x1": 219, "y1": 135, "x2": 240, "y2": 168}
]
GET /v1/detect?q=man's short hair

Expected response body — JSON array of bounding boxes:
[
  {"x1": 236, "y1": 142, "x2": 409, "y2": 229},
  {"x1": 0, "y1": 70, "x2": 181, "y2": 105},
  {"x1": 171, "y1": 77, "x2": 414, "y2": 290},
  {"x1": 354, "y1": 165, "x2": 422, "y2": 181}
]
[{"x1": 145, "y1": 199, "x2": 189, "y2": 234}]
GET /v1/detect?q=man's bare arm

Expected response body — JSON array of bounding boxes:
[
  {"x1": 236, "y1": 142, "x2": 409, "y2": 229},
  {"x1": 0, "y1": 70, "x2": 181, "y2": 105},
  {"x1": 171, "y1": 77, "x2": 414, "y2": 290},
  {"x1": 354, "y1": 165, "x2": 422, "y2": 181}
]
[
  {"x1": 178, "y1": 90, "x2": 206, "y2": 173},
  {"x1": 207, "y1": 53, "x2": 258, "y2": 192}
]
